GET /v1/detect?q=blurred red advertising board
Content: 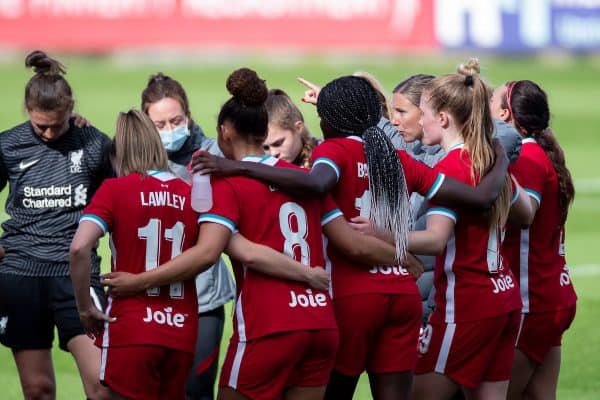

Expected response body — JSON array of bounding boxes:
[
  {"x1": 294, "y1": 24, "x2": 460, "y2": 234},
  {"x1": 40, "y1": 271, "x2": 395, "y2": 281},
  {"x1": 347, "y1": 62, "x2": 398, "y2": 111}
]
[{"x1": 0, "y1": 0, "x2": 437, "y2": 52}]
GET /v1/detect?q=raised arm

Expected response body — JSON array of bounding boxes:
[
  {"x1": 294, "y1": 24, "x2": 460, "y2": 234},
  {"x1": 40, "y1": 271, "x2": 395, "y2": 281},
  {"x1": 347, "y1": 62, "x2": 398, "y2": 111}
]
[
  {"x1": 226, "y1": 233, "x2": 329, "y2": 291},
  {"x1": 192, "y1": 152, "x2": 338, "y2": 197}
]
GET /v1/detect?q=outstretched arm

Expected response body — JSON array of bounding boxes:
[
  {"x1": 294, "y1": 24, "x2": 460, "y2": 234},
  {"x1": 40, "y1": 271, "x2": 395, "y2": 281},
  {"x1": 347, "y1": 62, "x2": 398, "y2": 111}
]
[
  {"x1": 103, "y1": 223, "x2": 230, "y2": 296},
  {"x1": 344, "y1": 215, "x2": 423, "y2": 277},
  {"x1": 192, "y1": 152, "x2": 338, "y2": 197},
  {"x1": 323, "y1": 216, "x2": 398, "y2": 265},
  {"x1": 433, "y1": 140, "x2": 509, "y2": 209},
  {"x1": 226, "y1": 233, "x2": 329, "y2": 291}
]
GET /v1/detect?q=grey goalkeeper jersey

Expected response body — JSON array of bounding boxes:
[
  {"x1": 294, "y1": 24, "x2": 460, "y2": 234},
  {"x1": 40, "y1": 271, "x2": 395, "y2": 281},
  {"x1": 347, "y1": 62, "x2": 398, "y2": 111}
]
[{"x1": 0, "y1": 120, "x2": 112, "y2": 277}]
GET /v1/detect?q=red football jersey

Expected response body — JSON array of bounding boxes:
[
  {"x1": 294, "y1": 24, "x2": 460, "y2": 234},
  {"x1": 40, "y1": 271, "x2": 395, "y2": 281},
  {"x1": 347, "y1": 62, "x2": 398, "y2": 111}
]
[
  {"x1": 428, "y1": 144, "x2": 522, "y2": 324},
  {"x1": 311, "y1": 136, "x2": 444, "y2": 298},
  {"x1": 198, "y1": 156, "x2": 341, "y2": 341},
  {"x1": 81, "y1": 171, "x2": 199, "y2": 354},
  {"x1": 503, "y1": 138, "x2": 577, "y2": 313}
]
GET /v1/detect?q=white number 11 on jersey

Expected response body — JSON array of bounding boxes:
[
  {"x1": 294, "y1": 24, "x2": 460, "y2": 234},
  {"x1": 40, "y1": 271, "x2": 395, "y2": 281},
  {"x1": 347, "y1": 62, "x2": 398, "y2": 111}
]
[{"x1": 138, "y1": 218, "x2": 186, "y2": 299}]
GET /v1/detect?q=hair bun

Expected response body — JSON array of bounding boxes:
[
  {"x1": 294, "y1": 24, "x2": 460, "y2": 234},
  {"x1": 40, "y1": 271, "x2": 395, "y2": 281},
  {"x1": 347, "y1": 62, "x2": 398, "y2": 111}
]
[
  {"x1": 25, "y1": 50, "x2": 66, "y2": 76},
  {"x1": 268, "y1": 88, "x2": 290, "y2": 99},
  {"x1": 457, "y1": 58, "x2": 480, "y2": 77},
  {"x1": 148, "y1": 72, "x2": 170, "y2": 86},
  {"x1": 226, "y1": 68, "x2": 268, "y2": 107}
]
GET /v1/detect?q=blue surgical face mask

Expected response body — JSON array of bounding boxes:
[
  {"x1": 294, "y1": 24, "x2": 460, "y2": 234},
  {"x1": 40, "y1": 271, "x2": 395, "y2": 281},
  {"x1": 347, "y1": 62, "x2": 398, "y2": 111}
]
[{"x1": 159, "y1": 123, "x2": 190, "y2": 152}]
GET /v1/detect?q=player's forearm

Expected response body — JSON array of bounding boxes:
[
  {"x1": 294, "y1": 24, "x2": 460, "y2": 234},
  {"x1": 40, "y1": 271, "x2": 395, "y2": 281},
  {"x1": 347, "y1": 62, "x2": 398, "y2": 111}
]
[
  {"x1": 325, "y1": 217, "x2": 397, "y2": 266},
  {"x1": 69, "y1": 248, "x2": 93, "y2": 312},
  {"x1": 408, "y1": 230, "x2": 445, "y2": 255},
  {"x1": 434, "y1": 150, "x2": 509, "y2": 209},
  {"x1": 238, "y1": 161, "x2": 329, "y2": 196},
  {"x1": 229, "y1": 241, "x2": 312, "y2": 284},
  {"x1": 139, "y1": 246, "x2": 217, "y2": 289}
]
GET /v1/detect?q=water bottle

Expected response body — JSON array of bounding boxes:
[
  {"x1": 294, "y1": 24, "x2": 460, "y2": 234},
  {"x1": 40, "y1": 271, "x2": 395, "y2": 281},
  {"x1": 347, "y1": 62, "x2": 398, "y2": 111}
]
[{"x1": 191, "y1": 172, "x2": 212, "y2": 212}]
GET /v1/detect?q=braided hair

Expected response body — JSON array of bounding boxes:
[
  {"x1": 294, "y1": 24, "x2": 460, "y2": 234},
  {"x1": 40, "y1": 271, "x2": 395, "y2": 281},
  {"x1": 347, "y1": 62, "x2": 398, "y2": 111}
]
[{"x1": 317, "y1": 76, "x2": 411, "y2": 262}]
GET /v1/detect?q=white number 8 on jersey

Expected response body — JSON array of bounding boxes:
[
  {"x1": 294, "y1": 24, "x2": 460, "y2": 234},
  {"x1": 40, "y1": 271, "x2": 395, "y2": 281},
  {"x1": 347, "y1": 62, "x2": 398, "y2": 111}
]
[{"x1": 279, "y1": 202, "x2": 310, "y2": 266}]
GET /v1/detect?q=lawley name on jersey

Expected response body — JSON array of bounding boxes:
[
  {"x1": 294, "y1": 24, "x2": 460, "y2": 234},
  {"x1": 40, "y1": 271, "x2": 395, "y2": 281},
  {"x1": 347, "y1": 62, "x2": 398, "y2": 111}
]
[{"x1": 140, "y1": 191, "x2": 187, "y2": 211}]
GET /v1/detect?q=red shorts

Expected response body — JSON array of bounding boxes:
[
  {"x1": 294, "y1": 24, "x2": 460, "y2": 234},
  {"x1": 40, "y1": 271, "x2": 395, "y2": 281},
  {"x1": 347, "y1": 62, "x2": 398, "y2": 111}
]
[
  {"x1": 415, "y1": 310, "x2": 520, "y2": 389},
  {"x1": 219, "y1": 329, "x2": 338, "y2": 400},
  {"x1": 333, "y1": 293, "x2": 422, "y2": 375},
  {"x1": 516, "y1": 306, "x2": 576, "y2": 363},
  {"x1": 100, "y1": 344, "x2": 193, "y2": 400}
]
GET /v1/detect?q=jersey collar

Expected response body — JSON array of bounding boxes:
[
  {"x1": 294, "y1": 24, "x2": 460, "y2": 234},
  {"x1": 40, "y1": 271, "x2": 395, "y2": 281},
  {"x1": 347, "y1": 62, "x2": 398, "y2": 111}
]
[
  {"x1": 347, "y1": 135, "x2": 363, "y2": 143},
  {"x1": 148, "y1": 170, "x2": 177, "y2": 181},
  {"x1": 447, "y1": 142, "x2": 465, "y2": 152},
  {"x1": 522, "y1": 137, "x2": 536, "y2": 144}
]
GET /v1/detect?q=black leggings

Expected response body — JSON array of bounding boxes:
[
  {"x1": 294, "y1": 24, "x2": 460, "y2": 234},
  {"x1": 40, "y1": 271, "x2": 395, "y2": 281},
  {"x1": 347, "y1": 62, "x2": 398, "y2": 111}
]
[{"x1": 186, "y1": 306, "x2": 226, "y2": 400}]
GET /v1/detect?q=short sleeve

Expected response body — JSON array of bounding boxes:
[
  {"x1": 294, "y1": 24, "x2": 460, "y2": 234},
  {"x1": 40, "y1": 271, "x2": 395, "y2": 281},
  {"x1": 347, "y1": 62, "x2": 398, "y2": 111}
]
[
  {"x1": 397, "y1": 150, "x2": 445, "y2": 199},
  {"x1": 197, "y1": 177, "x2": 239, "y2": 232},
  {"x1": 509, "y1": 151, "x2": 545, "y2": 205},
  {"x1": 80, "y1": 179, "x2": 115, "y2": 234},
  {"x1": 311, "y1": 141, "x2": 345, "y2": 182},
  {"x1": 320, "y1": 194, "x2": 343, "y2": 226}
]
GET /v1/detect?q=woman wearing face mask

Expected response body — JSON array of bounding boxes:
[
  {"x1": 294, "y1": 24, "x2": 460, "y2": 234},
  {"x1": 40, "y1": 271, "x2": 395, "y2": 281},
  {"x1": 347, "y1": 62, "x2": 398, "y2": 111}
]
[{"x1": 141, "y1": 73, "x2": 236, "y2": 400}]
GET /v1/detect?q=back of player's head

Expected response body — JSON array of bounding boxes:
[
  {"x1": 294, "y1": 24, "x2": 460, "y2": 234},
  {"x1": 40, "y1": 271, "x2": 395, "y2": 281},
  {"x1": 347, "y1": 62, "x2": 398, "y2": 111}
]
[
  {"x1": 352, "y1": 71, "x2": 392, "y2": 119},
  {"x1": 504, "y1": 80, "x2": 549, "y2": 136},
  {"x1": 113, "y1": 109, "x2": 169, "y2": 177},
  {"x1": 427, "y1": 58, "x2": 511, "y2": 227},
  {"x1": 426, "y1": 59, "x2": 494, "y2": 140},
  {"x1": 24, "y1": 50, "x2": 73, "y2": 117},
  {"x1": 318, "y1": 75, "x2": 411, "y2": 261},
  {"x1": 393, "y1": 74, "x2": 435, "y2": 107},
  {"x1": 141, "y1": 72, "x2": 193, "y2": 127},
  {"x1": 218, "y1": 68, "x2": 269, "y2": 144},
  {"x1": 506, "y1": 80, "x2": 574, "y2": 223},
  {"x1": 317, "y1": 76, "x2": 381, "y2": 136}
]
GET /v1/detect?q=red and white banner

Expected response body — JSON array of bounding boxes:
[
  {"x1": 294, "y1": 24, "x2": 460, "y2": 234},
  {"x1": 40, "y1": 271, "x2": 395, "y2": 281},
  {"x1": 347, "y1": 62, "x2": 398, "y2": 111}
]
[{"x1": 0, "y1": 0, "x2": 437, "y2": 52}]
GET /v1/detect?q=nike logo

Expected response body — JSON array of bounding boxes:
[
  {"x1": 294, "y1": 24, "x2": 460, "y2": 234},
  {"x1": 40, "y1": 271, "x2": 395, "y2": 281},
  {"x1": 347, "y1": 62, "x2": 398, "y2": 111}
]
[{"x1": 19, "y1": 159, "x2": 39, "y2": 171}]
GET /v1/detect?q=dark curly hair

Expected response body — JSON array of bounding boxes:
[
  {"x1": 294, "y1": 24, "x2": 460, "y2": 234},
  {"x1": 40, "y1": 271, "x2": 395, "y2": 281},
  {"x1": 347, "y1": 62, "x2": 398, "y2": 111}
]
[{"x1": 217, "y1": 68, "x2": 269, "y2": 143}]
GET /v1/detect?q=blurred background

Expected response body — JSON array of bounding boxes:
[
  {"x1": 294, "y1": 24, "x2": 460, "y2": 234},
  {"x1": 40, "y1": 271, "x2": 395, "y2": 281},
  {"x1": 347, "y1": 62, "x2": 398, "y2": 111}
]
[{"x1": 0, "y1": 0, "x2": 599, "y2": 398}]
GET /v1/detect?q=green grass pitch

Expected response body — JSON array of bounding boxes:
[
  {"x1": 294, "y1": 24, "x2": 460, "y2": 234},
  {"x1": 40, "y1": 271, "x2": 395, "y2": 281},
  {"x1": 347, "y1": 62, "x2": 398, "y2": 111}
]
[{"x1": 0, "y1": 54, "x2": 598, "y2": 399}]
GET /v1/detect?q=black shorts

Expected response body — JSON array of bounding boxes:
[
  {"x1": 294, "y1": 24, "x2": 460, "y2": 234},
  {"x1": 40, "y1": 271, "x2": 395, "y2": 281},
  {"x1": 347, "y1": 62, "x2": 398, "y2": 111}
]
[{"x1": 0, "y1": 273, "x2": 106, "y2": 351}]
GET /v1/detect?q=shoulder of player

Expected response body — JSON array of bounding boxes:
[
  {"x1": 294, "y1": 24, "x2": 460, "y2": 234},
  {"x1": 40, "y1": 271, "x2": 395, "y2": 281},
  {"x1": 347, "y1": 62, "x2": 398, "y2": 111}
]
[
  {"x1": 314, "y1": 137, "x2": 355, "y2": 153},
  {"x1": 0, "y1": 121, "x2": 31, "y2": 141},
  {"x1": 72, "y1": 124, "x2": 110, "y2": 146},
  {"x1": 512, "y1": 143, "x2": 548, "y2": 170},
  {"x1": 434, "y1": 150, "x2": 468, "y2": 179}
]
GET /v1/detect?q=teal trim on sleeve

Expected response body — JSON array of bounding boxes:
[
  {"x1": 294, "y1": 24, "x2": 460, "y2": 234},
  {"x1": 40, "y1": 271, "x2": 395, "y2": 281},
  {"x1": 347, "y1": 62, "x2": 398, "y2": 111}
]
[
  {"x1": 425, "y1": 173, "x2": 445, "y2": 199},
  {"x1": 80, "y1": 214, "x2": 108, "y2": 234},
  {"x1": 198, "y1": 213, "x2": 236, "y2": 232},
  {"x1": 313, "y1": 157, "x2": 341, "y2": 181},
  {"x1": 426, "y1": 207, "x2": 457, "y2": 223}
]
